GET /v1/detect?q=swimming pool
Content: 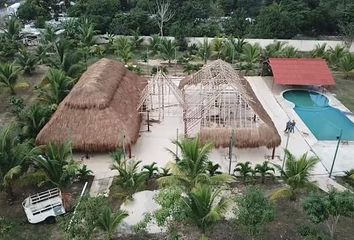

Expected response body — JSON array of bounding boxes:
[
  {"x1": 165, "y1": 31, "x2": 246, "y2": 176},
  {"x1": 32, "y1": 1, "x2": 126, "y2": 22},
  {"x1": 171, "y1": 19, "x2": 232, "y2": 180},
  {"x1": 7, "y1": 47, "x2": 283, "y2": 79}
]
[{"x1": 283, "y1": 90, "x2": 354, "y2": 141}]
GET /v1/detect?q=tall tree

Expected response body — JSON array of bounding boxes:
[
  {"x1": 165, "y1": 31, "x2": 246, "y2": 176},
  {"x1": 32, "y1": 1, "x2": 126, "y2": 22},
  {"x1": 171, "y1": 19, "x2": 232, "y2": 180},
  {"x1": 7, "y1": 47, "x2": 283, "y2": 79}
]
[{"x1": 153, "y1": 0, "x2": 175, "y2": 36}]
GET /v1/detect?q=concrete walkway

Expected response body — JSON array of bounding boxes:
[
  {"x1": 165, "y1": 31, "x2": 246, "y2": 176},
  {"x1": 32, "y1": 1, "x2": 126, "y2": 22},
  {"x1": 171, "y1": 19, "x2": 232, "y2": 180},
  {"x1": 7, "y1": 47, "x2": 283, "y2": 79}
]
[{"x1": 247, "y1": 76, "x2": 348, "y2": 192}]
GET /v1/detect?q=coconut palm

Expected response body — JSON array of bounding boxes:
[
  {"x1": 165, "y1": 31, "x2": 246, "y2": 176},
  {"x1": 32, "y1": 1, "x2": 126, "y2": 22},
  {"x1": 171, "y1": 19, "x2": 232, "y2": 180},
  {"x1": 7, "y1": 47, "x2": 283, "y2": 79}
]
[
  {"x1": 273, "y1": 150, "x2": 319, "y2": 200},
  {"x1": 2, "y1": 16, "x2": 21, "y2": 41},
  {"x1": 142, "y1": 162, "x2": 159, "y2": 179},
  {"x1": 327, "y1": 45, "x2": 348, "y2": 68},
  {"x1": 49, "y1": 39, "x2": 85, "y2": 78},
  {"x1": 232, "y1": 37, "x2": 247, "y2": 57},
  {"x1": 283, "y1": 46, "x2": 299, "y2": 58},
  {"x1": 159, "y1": 39, "x2": 177, "y2": 66},
  {"x1": 160, "y1": 137, "x2": 233, "y2": 190},
  {"x1": 233, "y1": 161, "x2": 254, "y2": 182},
  {"x1": 254, "y1": 161, "x2": 275, "y2": 183},
  {"x1": 78, "y1": 18, "x2": 96, "y2": 48},
  {"x1": 198, "y1": 38, "x2": 212, "y2": 64},
  {"x1": 114, "y1": 37, "x2": 133, "y2": 64},
  {"x1": 0, "y1": 63, "x2": 22, "y2": 95},
  {"x1": 38, "y1": 68, "x2": 73, "y2": 105},
  {"x1": 149, "y1": 35, "x2": 162, "y2": 55},
  {"x1": 262, "y1": 41, "x2": 287, "y2": 60},
  {"x1": 311, "y1": 43, "x2": 327, "y2": 59},
  {"x1": 34, "y1": 141, "x2": 75, "y2": 189},
  {"x1": 159, "y1": 167, "x2": 172, "y2": 177},
  {"x1": 111, "y1": 160, "x2": 147, "y2": 199},
  {"x1": 220, "y1": 39, "x2": 235, "y2": 63},
  {"x1": 206, "y1": 161, "x2": 222, "y2": 176},
  {"x1": 337, "y1": 53, "x2": 354, "y2": 78},
  {"x1": 15, "y1": 48, "x2": 39, "y2": 75},
  {"x1": 0, "y1": 125, "x2": 40, "y2": 199},
  {"x1": 182, "y1": 184, "x2": 229, "y2": 234},
  {"x1": 212, "y1": 38, "x2": 224, "y2": 59},
  {"x1": 240, "y1": 43, "x2": 261, "y2": 74},
  {"x1": 97, "y1": 207, "x2": 128, "y2": 240},
  {"x1": 18, "y1": 104, "x2": 53, "y2": 140}
]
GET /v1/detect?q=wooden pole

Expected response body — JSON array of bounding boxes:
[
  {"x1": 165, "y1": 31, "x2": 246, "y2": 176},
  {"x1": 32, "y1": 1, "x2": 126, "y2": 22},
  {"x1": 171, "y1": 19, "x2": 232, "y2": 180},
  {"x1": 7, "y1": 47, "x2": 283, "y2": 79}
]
[{"x1": 271, "y1": 147, "x2": 275, "y2": 160}]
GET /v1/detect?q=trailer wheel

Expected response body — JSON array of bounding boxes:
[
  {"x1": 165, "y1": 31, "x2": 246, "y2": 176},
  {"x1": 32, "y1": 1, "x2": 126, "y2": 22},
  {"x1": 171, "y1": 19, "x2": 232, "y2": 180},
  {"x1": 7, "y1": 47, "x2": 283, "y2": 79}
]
[{"x1": 44, "y1": 216, "x2": 56, "y2": 224}]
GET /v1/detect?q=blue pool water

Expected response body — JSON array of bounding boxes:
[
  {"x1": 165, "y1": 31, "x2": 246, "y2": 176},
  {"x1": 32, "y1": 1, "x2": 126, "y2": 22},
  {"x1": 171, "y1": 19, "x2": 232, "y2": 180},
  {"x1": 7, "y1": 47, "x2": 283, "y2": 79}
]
[{"x1": 283, "y1": 90, "x2": 354, "y2": 141}]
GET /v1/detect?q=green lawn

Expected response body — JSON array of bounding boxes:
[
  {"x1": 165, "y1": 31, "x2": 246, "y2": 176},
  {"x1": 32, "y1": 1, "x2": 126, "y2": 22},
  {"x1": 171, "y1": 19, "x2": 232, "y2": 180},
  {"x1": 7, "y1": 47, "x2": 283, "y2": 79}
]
[{"x1": 333, "y1": 73, "x2": 354, "y2": 112}]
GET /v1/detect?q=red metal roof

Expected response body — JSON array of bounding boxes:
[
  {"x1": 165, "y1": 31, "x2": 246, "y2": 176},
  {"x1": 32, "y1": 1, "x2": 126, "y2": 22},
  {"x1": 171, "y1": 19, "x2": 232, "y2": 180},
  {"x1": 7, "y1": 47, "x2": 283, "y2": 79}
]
[{"x1": 269, "y1": 58, "x2": 335, "y2": 85}]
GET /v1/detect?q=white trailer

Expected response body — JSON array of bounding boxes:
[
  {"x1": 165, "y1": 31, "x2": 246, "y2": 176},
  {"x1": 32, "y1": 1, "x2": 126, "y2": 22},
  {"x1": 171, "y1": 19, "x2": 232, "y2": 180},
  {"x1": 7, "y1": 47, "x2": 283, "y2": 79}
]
[{"x1": 22, "y1": 188, "x2": 66, "y2": 224}]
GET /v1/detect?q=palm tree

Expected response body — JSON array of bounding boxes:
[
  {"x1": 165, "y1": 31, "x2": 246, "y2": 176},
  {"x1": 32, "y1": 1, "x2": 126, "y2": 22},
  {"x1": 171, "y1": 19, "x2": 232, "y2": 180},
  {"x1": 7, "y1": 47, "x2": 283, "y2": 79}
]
[
  {"x1": 0, "y1": 63, "x2": 22, "y2": 95},
  {"x1": 337, "y1": 53, "x2": 354, "y2": 78},
  {"x1": 234, "y1": 161, "x2": 253, "y2": 182},
  {"x1": 149, "y1": 35, "x2": 162, "y2": 56},
  {"x1": 18, "y1": 104, "x2": 53, "y2": 140},
  {"x1": 111, "y1": 160, "x2": 147, "y2": 199},
  {"x1": 182, "y1": 184, "x2": 229, "y2": 234},
  {"x1": 254, "y1": 161, "x2": 275, "y2": 183},
  {"x1": 38, "y1": 68, "x2": 73, "y2": 105},
  {"x1": 97, "y1": 207, "x2": 128, "y2": 240},
  {"x1": 232, "y1": 37, "x2": 247, "y2": 58},
  {"x1": 35, "y1": 141, "x2": 75, "y2": 189},
  {"x1": 2, "y1": 16, "x2": 21, "y2": 41},
  {"x1": 262, "y1": 41, "x2": 287, "y2": 60},
  {"x1": 78, "y1": 18, "x2": 96, "y2": 48},
  {"x1": 142, "y1": 162, "x2": 159, "y2": 179},
  {"x1": 49, "y1": 39, "x2": 85, "y2": 78},
  {"x1": 114, "y1": 37, "x2": 134, "y2": 64},
  {"x1": 0, "y1": 125, "x2": 40, "y2": 199},
  {"x1": 240, "y1": 43, "x2": 261, "y2": 74},
  {"x1": 212, "y1": 38, "x2": 224, "y2": 59},
  {"x1": 159, "y1": 167, "x2": 172, "y2": 177},
  {"x1": 15, "y1": 48, "x2": 39, "y2": 75},
  {"x1": 220, "y1": 40, "x2": 235, "y2": 63},
  {"x1": 283, "y1": 46, "x2": 299, "y2": 58},
  {"x1": 206, "y1": 161, "x2": 222, "y2": 176},
  {"x1": 160, "y1": 137, "x2": 233, "y2": 190},
  {"x1": 327, "y1": 45, "x2": 348, "y2": 68},
  {"x1": 273, "y1": 150, "x2": 319, "y2": 200},
  {"x1": 198, "y1": 38, "x2": 212, "y2": 64},
  {"x1": 311, "y1": 43, "x2": 327, "y2": 59},
  {"x1": 159, "y1": 39, "x2": 177, "y2": 66}
]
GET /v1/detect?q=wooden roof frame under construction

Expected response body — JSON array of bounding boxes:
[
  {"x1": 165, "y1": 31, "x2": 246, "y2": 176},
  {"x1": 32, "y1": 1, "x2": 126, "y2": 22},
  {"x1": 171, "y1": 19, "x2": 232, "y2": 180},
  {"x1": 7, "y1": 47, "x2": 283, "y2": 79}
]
[{"x1": 179, "y1": 60, "x2": 281, "y2": 149}]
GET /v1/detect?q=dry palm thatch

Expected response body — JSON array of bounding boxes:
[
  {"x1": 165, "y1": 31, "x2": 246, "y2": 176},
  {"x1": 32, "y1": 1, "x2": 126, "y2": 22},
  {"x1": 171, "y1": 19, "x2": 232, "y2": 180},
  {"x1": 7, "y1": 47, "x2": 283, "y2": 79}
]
[
  {"x1": 36, "y1": 58, "x2": 147, "y2": 152},
  {"x1": 179, "y1": 59, "x2": 281, "y2": 149}
]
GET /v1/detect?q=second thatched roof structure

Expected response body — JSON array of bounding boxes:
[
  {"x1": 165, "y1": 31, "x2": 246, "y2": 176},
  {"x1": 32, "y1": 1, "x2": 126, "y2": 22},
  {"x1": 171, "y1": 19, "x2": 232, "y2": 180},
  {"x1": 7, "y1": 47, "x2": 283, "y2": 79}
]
[
  {"x1": 180, "y1": 60, "x2": 281, "y2": 149},
  {"x1": 36, "y1": 58, "x2": 147, "y2": 152}
]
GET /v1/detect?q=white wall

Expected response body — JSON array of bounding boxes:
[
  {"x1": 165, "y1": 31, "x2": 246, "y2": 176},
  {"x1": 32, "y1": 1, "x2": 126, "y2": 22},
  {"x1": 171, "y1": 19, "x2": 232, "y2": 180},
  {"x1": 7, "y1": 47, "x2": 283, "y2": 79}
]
[{"x1": 96, "y1": 35, "x2": 354, "y2": 52}]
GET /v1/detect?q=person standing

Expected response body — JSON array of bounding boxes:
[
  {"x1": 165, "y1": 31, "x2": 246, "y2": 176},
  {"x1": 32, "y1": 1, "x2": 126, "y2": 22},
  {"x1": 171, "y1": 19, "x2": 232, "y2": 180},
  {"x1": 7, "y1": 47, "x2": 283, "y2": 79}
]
[
  {"x1": 284, "y1": 120, "x2": 292, "y2": 133},
  {"x1": 290, "y1": 120, "x2": 296, "y2": 133}
]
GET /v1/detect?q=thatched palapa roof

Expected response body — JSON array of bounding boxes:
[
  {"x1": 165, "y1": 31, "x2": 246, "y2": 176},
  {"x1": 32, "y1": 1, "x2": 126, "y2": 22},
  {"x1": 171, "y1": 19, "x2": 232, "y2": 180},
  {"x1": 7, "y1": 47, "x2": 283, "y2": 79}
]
[
  {"x1": 180, "y1": 60, "x2": 281, "y2": 149},
  {"x1": 36, "y1": 58, "x2": 147, "y2": 152}
]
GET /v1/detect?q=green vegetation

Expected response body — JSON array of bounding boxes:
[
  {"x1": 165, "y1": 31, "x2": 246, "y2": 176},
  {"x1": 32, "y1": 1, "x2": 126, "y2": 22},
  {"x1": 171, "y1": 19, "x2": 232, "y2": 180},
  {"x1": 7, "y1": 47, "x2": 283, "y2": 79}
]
[
  {"x1": 303, "y1": 190, "x2": 354, "y2": 239},
  {"x1": 236, "y1": 187, "x2": 275, "y2": 238},
  {"x1": 273, "y1": 150, "x2": 319, "y2": 200}
]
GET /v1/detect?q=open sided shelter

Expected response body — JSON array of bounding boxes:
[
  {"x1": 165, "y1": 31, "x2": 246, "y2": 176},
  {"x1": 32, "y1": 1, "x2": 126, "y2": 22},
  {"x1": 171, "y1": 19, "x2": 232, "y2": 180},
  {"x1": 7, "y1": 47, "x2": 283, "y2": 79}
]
[
  {"x1": 269, "y1": 58, "x2": 335, "y2": 86},
  {"x1": 36, "y1": 58, "x2": 147, "y2": 152},
  {"x1": 179, "y1": 60, "x2": 281, "y2": 149}
]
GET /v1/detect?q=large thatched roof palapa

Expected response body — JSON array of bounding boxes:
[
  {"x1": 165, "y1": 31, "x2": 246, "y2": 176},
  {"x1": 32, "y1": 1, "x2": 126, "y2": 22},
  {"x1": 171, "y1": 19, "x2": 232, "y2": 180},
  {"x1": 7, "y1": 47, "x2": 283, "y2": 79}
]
[
  {"x1": 36, "y1": 58, "x2": 147, "y2": 152},
  {"x1": 180, "y1": 59, "x2": 281, "y2": 149}
]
